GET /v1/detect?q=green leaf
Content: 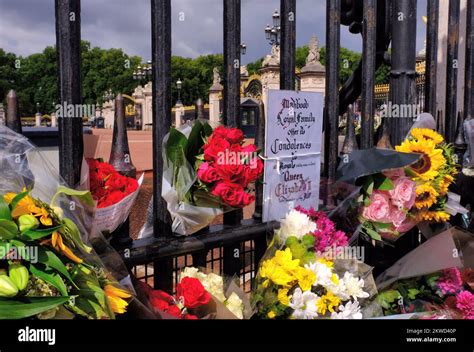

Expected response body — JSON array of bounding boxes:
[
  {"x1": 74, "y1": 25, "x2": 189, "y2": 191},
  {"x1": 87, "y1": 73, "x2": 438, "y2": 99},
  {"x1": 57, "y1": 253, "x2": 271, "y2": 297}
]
[
  {"x1": 0, "y1": 296, "x2": 70, "y2": 319},
  {"x1": 21, "y1": 225, "x2": 63, "y2": 241},
  {"x1": 362, "y1": 176, "x2": 374, "y2": 196},
  {"x1": 373, "y1": 222, "x2": 393, "y2": 229},
  {"x1": 166, "y1": 128, "x2": 188, "y2": 166},
  {"x1": 202, "y1": 122, "x2": 213, "y2": 137},
  {"x1": 54, "y1": 186, "x2": 94, "y2": 207},
  {"x1": 0, "y1": 196, "x2": 12, "y2": 221},
  {"x1": 29, "y1": 264, "x2": 69, "y2": 296},
  {"x1": 35, "y1": 246, "x2": 75, "y2": 286},
  {"x1": 376, "y1": 290, "x2": 401, "y2": 309},
  {"x1": 376, "y1": 176, "x2": 394, "y2": 191},
  {"x1": 0, "y1": 219, "x2": 19, "y2": 240},
  {"x1": 364, "y1": 227, "x2": 382, "y2": 241},
  {"x1": 185, "y1": 120, "x2": 207, "y2": 166},
  {"x1": 407, "y1": 288, "x2": 420, "y2": 300},
  {"x1": 62, "y1": 218, "x2": 92, "y2": 253},
  {"x1": 10, "y1": 190, "x2": 30, "y2": 210}
]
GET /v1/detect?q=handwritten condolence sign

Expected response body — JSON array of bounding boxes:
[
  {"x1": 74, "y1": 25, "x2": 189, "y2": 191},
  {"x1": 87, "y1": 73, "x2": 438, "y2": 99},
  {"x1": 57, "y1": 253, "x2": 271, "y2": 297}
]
[{"x1": 263, "y1": 90, "x2": 324, "y2": 222}]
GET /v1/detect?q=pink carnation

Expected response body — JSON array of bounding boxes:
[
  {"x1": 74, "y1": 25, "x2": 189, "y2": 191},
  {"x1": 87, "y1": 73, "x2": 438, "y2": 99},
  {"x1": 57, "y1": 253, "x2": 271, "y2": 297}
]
[
  {"x1": 455, "y1": 290, "x2": 474, "y2": 320},
  {"x1": 438, "y1": 268, "x2": 463, "y2": 296}
]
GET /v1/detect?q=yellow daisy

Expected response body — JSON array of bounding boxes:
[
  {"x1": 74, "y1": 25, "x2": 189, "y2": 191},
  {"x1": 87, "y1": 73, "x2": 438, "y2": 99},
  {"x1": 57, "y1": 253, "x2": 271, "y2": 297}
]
[
  {"x1": 410, "y1": 128, "x2": 444, "y2": 145},
  {"x1": 396, "y1": 139, "x2": 446, "y2": 181},
  {"x1": 277, "y1": 288, "x2": 290, "y2": 306},
  {"x1": 415, "y1": 184, "x2": 439, "y2": 209},
  {"x1": 417, "y1": 210, "x2": 450, "y2": 223}
]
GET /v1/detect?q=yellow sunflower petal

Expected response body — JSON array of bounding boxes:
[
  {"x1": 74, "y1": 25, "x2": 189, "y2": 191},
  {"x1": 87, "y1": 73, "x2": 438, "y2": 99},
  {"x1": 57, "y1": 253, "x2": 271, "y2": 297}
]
[
  {"x1": 415, "y1": 184, "x2": 439, "y2": 209},
  {"x1": 410, "y1": 128, "x2": 444, "y2": 145}
]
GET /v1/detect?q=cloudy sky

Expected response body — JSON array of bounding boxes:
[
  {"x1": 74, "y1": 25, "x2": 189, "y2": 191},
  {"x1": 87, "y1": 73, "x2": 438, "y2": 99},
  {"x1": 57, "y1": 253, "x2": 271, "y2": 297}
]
[{"x1": 0, "y1": 0, "x2": 427, "y2": 64}]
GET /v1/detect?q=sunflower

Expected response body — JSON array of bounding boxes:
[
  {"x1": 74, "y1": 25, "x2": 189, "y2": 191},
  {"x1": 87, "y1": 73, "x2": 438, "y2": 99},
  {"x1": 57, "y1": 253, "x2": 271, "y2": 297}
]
[
  {"x1": 410, "y1": 128, "x2": 444, "y2": 145},
  {"x1": 437, "y1": 174, "x2": 454, "y2": 196},
  {"x1": 104, "y1": 284, "x2": 131, "y2": 314},
  {"x1": 396, "y1": 139, "x2": 446, "y2": 181},
  {"x1": 415, "y1": 184, "x2": 439, "y2": 209},
  {"x1": 417, "y1": 210, "x2": 450, "y2": 223}
]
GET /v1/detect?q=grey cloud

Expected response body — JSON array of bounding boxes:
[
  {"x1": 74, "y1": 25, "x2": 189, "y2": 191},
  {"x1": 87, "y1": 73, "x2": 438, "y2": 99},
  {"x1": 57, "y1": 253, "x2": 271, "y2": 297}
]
[{"x1": 0, "y1": 0, "x2": 427, "y2": 64}]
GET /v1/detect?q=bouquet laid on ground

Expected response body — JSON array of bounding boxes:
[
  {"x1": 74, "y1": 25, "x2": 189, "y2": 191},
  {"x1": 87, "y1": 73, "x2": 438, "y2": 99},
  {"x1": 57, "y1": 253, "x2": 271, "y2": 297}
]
[
  {"x1": 0, "y1": 190, "x2": 131, "y2": 319},
  {"x1": 252, "y1": 207, "x2": 378, "y2": 319},
  {"x1": 139, "y1": 267, "x2": 252, "y2": 319},
  {"x1": 160, "y1": 120, "x2": 263, "y2": 235},
  {"x1": 357, "y1": 128, "x2": 460, "y2": 242},
  {"x1": 375, "y1": 227, "x2": 474, "y2": 319},
  {"x1": 86, "y1": 158, "x2": 143, "y2": 234}
]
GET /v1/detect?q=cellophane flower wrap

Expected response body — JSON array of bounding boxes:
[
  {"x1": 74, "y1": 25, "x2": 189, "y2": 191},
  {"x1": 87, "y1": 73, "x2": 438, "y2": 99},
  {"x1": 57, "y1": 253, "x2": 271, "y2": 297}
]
[
  {"x1": 139, "y1": 267, "x2": 253, "y2": 319},
  {"x1": 160, "y1": 120, "x2": 263, "y2": 235},
  {"x1": 84, "y1": 158, "x2": 143, "y2": 235},
  {"x1": 0, "y1": 126, "x2": 151, "y2": 319},
  {"x1": 375, "y1": 227, "x2": 474, "y2": 319},
  {"x1": 252, "y1": 206, "x2": 378, "y2": 319}
]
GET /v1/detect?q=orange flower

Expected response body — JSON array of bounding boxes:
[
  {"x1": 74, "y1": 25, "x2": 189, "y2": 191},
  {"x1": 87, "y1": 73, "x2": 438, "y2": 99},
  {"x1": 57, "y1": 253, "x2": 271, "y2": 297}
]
[{"x1": 42, "y1": 232, "x2": 83, "y2": 264}]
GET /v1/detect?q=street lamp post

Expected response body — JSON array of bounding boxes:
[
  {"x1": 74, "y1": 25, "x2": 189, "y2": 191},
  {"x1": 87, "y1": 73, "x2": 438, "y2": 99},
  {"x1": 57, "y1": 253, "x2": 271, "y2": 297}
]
[
  {"x1": 265, "y1": 10, "x2": 281, "y2": 46},
  {"x1": 176, "y1": 78, "x2": 182, "y2": 105},
  {"x1": 133, "y1": 60, "x2": 152, "y2": 84}
]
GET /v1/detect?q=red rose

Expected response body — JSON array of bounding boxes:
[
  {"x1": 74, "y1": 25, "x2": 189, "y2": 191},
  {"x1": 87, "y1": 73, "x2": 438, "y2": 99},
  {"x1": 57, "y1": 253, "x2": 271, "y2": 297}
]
[
  {"x1": 215, "y1": 162, "x2": 246, "y2": 184},
  {"x1": 212, "y1": 126, "x2": 229, "y2": 139},
  {"x1": 242, "y1": 192, "x2": 255, "y2": 206},
  {"x1": 183, "y1": 313, "x2": 198, "y2": 320},
  {"x1": 241, "y1": 143, "x2": 257, "y2": 155},
  {"x1": 197, "y1": 162, "x2": 221, "y2": 184},
  {"x1": 243, "y1": 158, "x2": 264, "y2": 185},
  {"x1": 226, "y1": 128, "x2": 244, "y2": 144},
  {"x1": 176, "y1": 277, "x2": 211, "y2": 309},
  {"x1": 211, "y1": 181, "x2": 247, "y2": 207},
  {"x1": 203, "y1": 137, "x2": 230, "y2": 162},
  {"x1": 149, "y1": 290, "x2": 174, "y2": 311},
  {"x1": 166, "y1": 304, "x2": 183, "y2": 318}
]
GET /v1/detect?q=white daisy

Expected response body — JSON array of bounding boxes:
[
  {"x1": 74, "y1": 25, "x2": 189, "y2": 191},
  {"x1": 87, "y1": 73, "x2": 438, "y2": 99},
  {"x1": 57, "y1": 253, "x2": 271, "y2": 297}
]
[
  {"x1": 289, "y1": 288, "x2": 319, "y2": 319},
  {"x1": 279, "y1": 209, "x2": 317, "y2": 241},
  {"x1": 330, "y1": 301, "x2": 363, "y2": 319}
]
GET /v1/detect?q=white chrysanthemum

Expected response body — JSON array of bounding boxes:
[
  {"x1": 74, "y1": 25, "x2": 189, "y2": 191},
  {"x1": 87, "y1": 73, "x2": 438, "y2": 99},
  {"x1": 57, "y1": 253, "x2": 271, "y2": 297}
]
[
  {"x1": 305, "y1": 261, "x2": 333, "y2": 288},
  {"x1": 341, "y1": 272, "x2": 370, "y2": 300},
  {"x1": 330, "y1": 301, "x2": 363, "y2": 319},
  {"x1": 202, "y1": 273, "x2": 226, "y2": 302},
  {"x1": 225, "y1": 292, "x2": 244, "y2": 319},
  {"x1": 289, "y1": 288, "x2": 319, "y2": 319},
  {"x1": 179, "y1": 267, "x2": 200, "y2": 281},
  {"x1": 278, "y1": 209, "x2": 317, "y2": 242}
]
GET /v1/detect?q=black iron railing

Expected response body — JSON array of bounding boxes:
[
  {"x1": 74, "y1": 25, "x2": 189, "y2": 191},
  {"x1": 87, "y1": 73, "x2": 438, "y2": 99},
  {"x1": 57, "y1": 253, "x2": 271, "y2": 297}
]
[{"x1": 3, "y1": 0, "x2": 474, "y2": 292}]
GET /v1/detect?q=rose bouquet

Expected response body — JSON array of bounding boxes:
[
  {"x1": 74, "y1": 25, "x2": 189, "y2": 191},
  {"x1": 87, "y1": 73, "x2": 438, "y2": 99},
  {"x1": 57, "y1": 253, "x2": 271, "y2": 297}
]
[
  {"x1": 160, "y1": 120, "x2": 263, "y2": 235},
  {"x1": 252, "y1": 207, "x2": 378, "y2": 319},
  {"x1": 0, "y1": 189, "x2": 132, "y2": 319},
  {"x1": 86, "y1": 158, "x2": 142, "y2": 234},
  {"x1": 139, "y1": 267, "x2": 251, "y2": 319}
]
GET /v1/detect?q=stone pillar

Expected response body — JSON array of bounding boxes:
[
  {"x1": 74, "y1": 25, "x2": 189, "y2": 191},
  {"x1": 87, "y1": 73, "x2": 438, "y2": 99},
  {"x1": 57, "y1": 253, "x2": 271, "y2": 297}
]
[
  {"x1": 51, "y1": 112, "x2": 57, "y2": 128},
  {"x1": 209, "y1": 82, "x2": 223, "y2": 126},
  {"x1": 175, "y1": 102, "x2": 184, "y2": 127},
  {"x1": 35, "y1": 112, "x2": 42, "y2": 127},
  {"x1": 299, "y1": 35, "x2": 326, "y2": 95},
  {"x1": 259, "y1": 66, "x2": 280, "y2": 108}
]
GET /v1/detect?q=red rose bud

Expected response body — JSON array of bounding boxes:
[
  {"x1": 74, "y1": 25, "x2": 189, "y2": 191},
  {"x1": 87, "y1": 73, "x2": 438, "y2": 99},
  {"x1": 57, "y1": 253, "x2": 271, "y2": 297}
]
[{"x1": 176, "y1": 277, "x2": 211, "y2": 309}]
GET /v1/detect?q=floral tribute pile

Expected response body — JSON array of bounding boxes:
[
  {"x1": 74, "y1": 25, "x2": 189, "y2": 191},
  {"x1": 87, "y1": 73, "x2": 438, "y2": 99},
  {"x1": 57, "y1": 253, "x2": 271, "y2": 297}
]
[
  {"x1": 197, "y1": 126, "x2": 263, "y2": 208},
  {"x1": 252, "y1": 207, "x2": 376, "y2": 319},
  {"x1": 87, "y1": 159, "x2": 139, "y2": 208},
  {"x1": 377, "y1": 267, "x2": 474, "y2": 319},
  {"x1": 140, "y1": 267, "x2": 248, "y2": 319},
  {"x1": 0, "y1": 189, "x2": 131, "y2": 319},
  {"x1": 359, "y1": 128, "x2": 458, "y2": 241}
]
